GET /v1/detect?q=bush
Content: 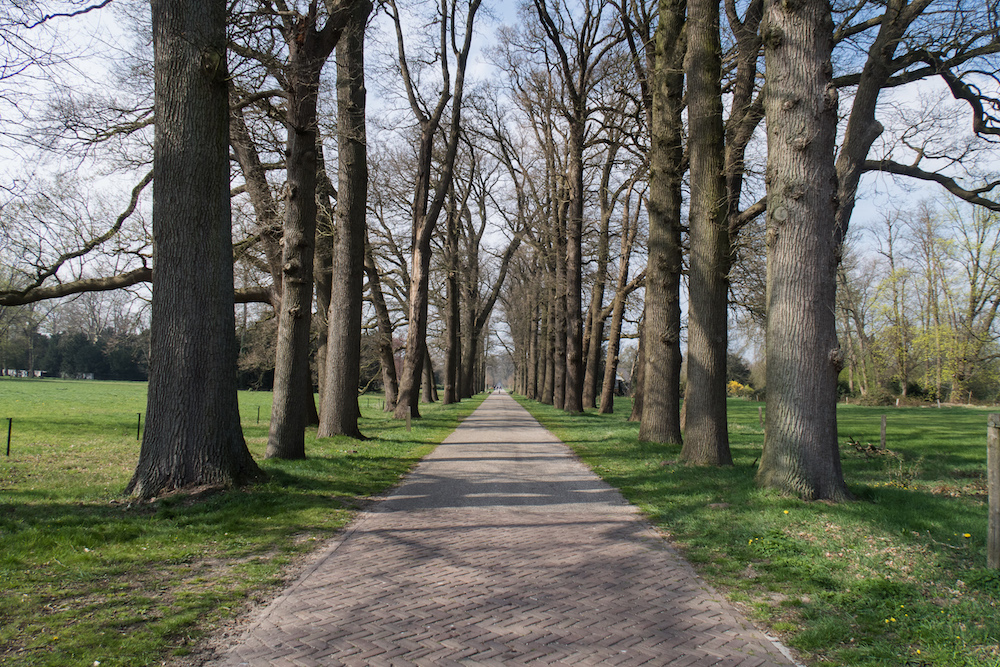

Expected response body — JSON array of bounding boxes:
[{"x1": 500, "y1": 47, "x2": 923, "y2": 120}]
[{"x1": 858, "y1": 386, "x2": 895, "y2": 406}]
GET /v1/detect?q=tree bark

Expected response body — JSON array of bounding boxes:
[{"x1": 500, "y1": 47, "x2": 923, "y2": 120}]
[
  {"x1": 757, "y1": 0, "x2": 851, "y2": 501},
  {"x1": 392, "y1": 0, "x2": 482, "y2": 420},
  {"x1": 127, "y1": 0, "x2": 261, "y2": 498},
  {"x1": 681, "y1": 0, "x2": 732, "y2": 465},
  {"x1": 638, "y1": 0, "x2": 685, "y2": 445},
  {"x1": 563, "y1": 120, "x2": 585, "y2": 412},
  {"x1": 443, "y1": 192, "x2": 462, "y2": 404},
  {"x1": 267, "y1": 2, "x2": 351, "y2": 459},
  {"x1": 364, "y1": 237, "x2": 399, "y2": 411},
  {"x1": 318, "y1": 0, "x2": 372, "y2": 439},
  {"x1": 422, "y1": 349, "x2": 438, "y2": 403},
  {"x1": 629, "y1": 317, "x2": 645, "y2": 422},
  {"x1": 600, "y1": 193, "x2": 642, "y2": 414}
]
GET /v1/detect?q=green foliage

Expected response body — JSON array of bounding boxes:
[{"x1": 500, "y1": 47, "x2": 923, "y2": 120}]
[
  {"x1": 0, "y1": 378, "x2": 485, "y2": 666},
  {"x1": 515, "y1": 395, "x2": 1000, "y2": 667}
]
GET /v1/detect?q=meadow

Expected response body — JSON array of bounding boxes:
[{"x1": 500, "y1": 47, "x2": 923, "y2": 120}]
[
  {"x1": 0, "y1": 378, "x2": 485, "y2": 667},
  {"x1": 515, "y1": 395, "x2": 1000, "y2": 667},
  {"x1": 2, "y1": 378, "x2": 998, "y2": 666}
]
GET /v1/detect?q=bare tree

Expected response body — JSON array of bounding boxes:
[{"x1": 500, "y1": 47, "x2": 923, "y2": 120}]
[
  {"x1": 126, "y1": 0, "x2": 261, "y2": 498},
  {"x1": 638, "y1": 0, "x2": 685, "y2": 445},
  {"x1": 756, "y1": 0, "x2": 851, "y2": 501},
  {"x1": 265, "y1": 0, "x2": 355, "y2": 459},
  {"x1": 389, "y1": 0, "x2": 482, "y2": 420},
  {"x1": 317, "y1": 0, "x2": 372, "y2": 438}
]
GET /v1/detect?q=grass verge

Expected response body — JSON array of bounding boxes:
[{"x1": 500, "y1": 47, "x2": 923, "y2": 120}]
[
  {"x1": 0, "y1": 378, "x2": 484, "y2": 667},
  {"x1": 514, "y1": 394, "x2": 1000, "y2": 667}
]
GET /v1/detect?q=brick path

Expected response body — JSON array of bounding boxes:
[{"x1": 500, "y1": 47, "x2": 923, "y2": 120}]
[{"x1": 212, "y1": 392, "x2": 799, "y2": 666}]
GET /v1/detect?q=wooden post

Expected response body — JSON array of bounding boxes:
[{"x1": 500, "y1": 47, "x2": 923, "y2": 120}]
[
  {"x1": 989, "y1": 414, "x2": 1000, "y2": 568},
  {"x1": 880, "y1": 414, "x2": 887, "y2": 450}
]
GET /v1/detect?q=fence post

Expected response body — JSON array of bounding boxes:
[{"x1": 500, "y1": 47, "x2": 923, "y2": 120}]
[
  {"x1": 988, "y1": 414, "x2": 1000, "y2": 569},
  {"x1": 6, "y1": 418, "x2": 11, "y2": 456},
  {"x1": 880, "y1": 414, "x2": 887, "y2": 450}
]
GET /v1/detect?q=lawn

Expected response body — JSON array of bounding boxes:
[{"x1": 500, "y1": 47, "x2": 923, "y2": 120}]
[
  {"x1": 0, "y1": 377, "x2": 485, "y2": 667},
  {"x1": 514, "y1": 395, "x2": 1000, "y2": 667}
]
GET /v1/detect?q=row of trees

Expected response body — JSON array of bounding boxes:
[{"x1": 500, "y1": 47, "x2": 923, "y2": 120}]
[
  {"x1": 1, "y1": 0, "x2": 998, "y2": 501},
  {"x1": 839, "y1": 201, "x2": 1000, "y2": 404}
]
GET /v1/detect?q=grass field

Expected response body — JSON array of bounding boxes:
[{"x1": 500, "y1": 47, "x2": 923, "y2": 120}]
[
  {"x1": 515, "y1": 395, "x2": 1000, "y2": 667},
  {"x1": 0, "y1": 378, "x2": 485, "y2": 667}
]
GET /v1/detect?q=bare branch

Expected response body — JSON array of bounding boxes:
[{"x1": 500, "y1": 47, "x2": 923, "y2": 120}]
[
  {"x1": 863, "y1": 158, "x2": 1000, "y2": 211},
  {"x1": 25, "y1": 0, "x2": 113, "y2": 29}
]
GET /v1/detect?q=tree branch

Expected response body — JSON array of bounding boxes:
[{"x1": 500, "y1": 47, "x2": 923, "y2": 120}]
[{"x1": 863, "y1": 158, "x2": 1000, "y2": 211}]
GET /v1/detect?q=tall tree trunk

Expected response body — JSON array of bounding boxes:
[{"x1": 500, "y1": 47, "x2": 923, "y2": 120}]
[
  {"x1": 564, "y1": 121, "x2": 585, "y2": 412},
  {"x1": 681, "y1": 0, "x2": 732, "y2": 465},
  {"x1": 599, "y1": 295, "x2": 627, "y2": 414},
  {"x1": 443, "y1": 192, "x2": 462, "y2": 404},
  {"x1": 757, "y1": 0, "x2": 851, "y2": 501},
  {"x1": 128, "y1": 0, "x2": 261, "y2": 498},
  {"x1": 314, "y1": 142, "x2": 337, "y2": 416},
  {"x1": 460, "y1": 269, "x2": 479, "y2": 399},
  {"x1": 599, "y1": 198, "x2": 641, "y2": 414},
  {"x1": 422, "y1": 349, "x2": 438, "y2": 403},
  {"x1": 318, "y1": 0, "x2": 371, "y2": 439},
  {"x1": 541, "y1": 292, "x2": 554, "y2": 404},
  {"x1": 364, "y1": 238, "x2": 399, "y2": 411},
  {"x1": 629, "y1": 317, "x2": 646, "y2": 422},
  {"x1": 639, "y1": 0, "x2": 685, "y2": 445},
  {"x1": 527, "y1": 294, "x2": 539, "y2": 399},
  {"x1": 583, "y1": 158, "x2": 616, "y2": 409},
  {"x1": 553, "y1": 217, "x2": 568, "y2": 410},
  {"x1": 267, "y1": 3, "x2": 351, "y2": 458},
  {"x1": 392, "y1": 0, "x2": 482, "y2": 420}
]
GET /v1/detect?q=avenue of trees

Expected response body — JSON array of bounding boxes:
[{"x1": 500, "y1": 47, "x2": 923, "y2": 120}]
[{"x1": 0, "y1": 0, "x2": 998, "y2": 501}]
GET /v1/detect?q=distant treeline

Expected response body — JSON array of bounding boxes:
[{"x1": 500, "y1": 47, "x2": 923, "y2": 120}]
[{"x1": 5, "y1": 331, "x2": 150, "y2": 382}]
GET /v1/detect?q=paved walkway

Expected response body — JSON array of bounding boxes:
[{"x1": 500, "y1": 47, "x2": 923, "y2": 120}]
[{"x1": 212, "y1": 392, "x2": 799, "y2": 666}]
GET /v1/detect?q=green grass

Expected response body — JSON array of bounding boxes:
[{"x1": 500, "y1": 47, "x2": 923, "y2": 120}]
[
  {"x1": 0, "y1": 377, "x2": 484, "y2": 667},
  {"x1": 514, "y1": 395, "x2": 1000, "y2": 667}
]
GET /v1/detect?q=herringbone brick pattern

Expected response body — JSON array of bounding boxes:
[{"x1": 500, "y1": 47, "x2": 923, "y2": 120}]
[{"x1": 212, "y1": 393, "x2": 798, "y2": 666}]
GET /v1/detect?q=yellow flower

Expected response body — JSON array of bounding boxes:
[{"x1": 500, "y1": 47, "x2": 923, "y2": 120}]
[
  {"x1": 783, "y1": 510, "x2": 789, "y2": 514},
  {"x1": 963, "y1": 533, "x2": 971, "y2": 538}
]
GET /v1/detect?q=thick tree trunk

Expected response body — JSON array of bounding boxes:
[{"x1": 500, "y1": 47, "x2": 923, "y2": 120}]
[
  {"x1": 553, "y1": 222, "x2": 568, "y2": 410},
  {"x1": 443, "y1": 196, "x2": 462, "y2": 404},
  {"x1": 127, "y1": 0, "x2": 261, "y2": 498},
  {"x1": 639, "y1": 0, "x2": 685, "y2": 445},
  {"x1": 267, "y1": 71, "x2": 321, "y2": 458},
  {"x1": 318, "y1": 1, "x2": 371, "y2": 439},
  {"x1": 757, "y1": 0, "x2": 851, "y2": 501},
  {"x1": 681, "y1": 0, "x2": 732, "y2": 465},
  {"x1": 540, "y1": 293, "x2": 554, "y2": 404},
  {"x1": 395, "y1": 231, "x2": 433, "y2": 418},
  {"x1": 267, "y1": 4, "x2": 349, "y2": 458},
  {"x1": 563, "y1": 122, "x2": 585, "y2": 413}
]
